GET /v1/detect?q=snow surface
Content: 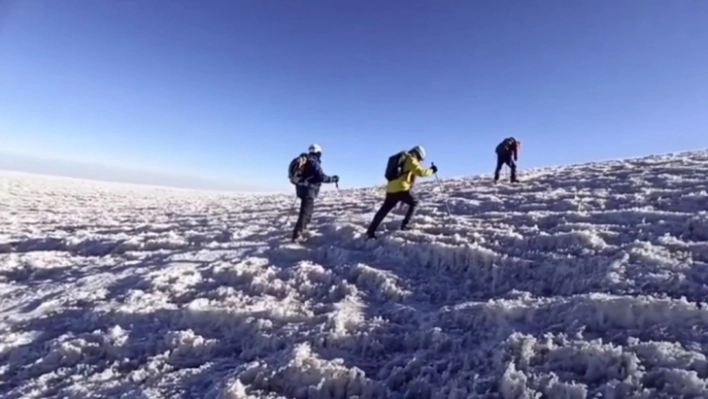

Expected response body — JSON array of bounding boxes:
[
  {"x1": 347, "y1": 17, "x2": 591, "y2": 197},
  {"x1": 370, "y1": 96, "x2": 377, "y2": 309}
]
[{"x1": 2, "y1": 151, "x2": 708, "y2": 398}]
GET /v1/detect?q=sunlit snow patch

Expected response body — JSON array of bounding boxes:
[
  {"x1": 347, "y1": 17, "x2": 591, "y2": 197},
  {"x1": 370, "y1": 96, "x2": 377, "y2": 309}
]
[{"x1": 1, "y1": 150, "x2": 708, "y2": 398}]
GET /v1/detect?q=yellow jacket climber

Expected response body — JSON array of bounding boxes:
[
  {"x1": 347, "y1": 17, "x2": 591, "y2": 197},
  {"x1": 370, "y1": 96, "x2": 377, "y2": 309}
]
[{"x1": 386, "y1": 147, "x2": 436, "y2": 193}]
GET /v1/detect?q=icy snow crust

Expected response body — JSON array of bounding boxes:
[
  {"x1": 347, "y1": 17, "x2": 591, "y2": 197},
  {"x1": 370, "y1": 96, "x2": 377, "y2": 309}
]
[{"x1": 2, "y1": 151, "x2": 708, "y2": 398}]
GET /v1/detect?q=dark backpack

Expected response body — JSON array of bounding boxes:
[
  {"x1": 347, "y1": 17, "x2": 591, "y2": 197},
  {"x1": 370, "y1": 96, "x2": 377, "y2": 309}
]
[
  {"x1": 384, "y1": 151, "x2": 407, "y2": 181},
  {"x1": 496, "y1": 138, "x2": 515, "y2": 154},
  {"x1": 288, "y1": 154, "x2": 308, "y2": 185}
]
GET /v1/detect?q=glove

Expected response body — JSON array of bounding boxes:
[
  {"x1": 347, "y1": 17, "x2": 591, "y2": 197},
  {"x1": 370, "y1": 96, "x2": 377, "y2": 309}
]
[
  {"x1": 430, "y1": 165, "x2": 438, "y2": 174},
  {"x1": 331, "y1": 175, "x2": 339, "y2": 183}
]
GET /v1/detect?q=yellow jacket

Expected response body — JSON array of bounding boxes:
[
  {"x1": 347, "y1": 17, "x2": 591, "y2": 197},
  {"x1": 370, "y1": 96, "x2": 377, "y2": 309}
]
[{"x1": 386, "y1": 153, "x2": 435, "y2": 193}]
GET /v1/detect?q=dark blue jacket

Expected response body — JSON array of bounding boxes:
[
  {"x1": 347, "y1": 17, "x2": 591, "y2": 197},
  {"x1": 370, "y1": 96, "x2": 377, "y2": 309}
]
[
  {"x1": 495, "y1": 138, "x2": 519, "y2": 161},
  {"x1": 295, "y1": 153, "x2": 335, "y2": 199}
]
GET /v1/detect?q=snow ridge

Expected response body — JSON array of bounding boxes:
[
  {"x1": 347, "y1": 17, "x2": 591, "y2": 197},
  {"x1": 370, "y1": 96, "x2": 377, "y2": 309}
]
[{"x1": 1, "y1": 151, "x2": 708, "y2": 398}]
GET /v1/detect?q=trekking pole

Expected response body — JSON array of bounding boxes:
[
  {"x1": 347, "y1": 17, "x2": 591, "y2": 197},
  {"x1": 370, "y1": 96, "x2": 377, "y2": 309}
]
[
  {"x1": 283, "y1": 196, "x2": 298, "y2": 226},
  {"x1": 431, "y1": 162, "x2": 452, "y2": 217},
  {"x1": 333, "y1": 180, "x2": 352, "y2": 224}
]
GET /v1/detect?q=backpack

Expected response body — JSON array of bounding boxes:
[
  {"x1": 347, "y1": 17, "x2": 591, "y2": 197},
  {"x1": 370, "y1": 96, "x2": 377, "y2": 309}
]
[
  {"x1": 384, "y1": 151, "x2": 407, "y2": 181},
  {"x1": 496, "y1": 138, "x2": 516, "y2": 154},
  {"x1": 288, "y1": 154, "x2": 308, "y2": 185}
]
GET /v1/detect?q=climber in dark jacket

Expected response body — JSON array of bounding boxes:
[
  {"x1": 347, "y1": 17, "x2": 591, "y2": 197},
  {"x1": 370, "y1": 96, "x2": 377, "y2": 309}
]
[
  {"x1": 291, "y1": 144, "x2": 339, "y2": 242},
  {"x1": 494, "y1": 137, "x2": 520, "y2": 183}
]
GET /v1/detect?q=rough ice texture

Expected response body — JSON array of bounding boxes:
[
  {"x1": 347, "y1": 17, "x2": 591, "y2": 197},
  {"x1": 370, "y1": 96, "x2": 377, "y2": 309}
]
[{"x1": 2, "y1": 150, "x2": 708, "y2": 398}]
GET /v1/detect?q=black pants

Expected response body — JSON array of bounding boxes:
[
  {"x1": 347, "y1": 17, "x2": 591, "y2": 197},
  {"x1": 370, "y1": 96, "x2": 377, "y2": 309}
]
[
  {"x1": 494, "y1": 154, "x2": 517, "y2": 182},
  {"x1": 366, "y1": 191, "x2": 419, "y2": 236},
  {"x1": 292, "y1": 196, "x2": 314, "y2": 239}
]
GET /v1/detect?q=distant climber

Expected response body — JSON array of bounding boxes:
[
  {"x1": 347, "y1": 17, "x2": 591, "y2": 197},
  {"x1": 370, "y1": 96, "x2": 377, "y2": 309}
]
[
  {"x1": 287, "y1": 144, "x2": 339, "y2": 242},
  {"x1": 494, "y1": 137, "x2": 520, "y2": 183},
  {"x1": 365, "y1": 145, "x2": 437, "y2": 239}
]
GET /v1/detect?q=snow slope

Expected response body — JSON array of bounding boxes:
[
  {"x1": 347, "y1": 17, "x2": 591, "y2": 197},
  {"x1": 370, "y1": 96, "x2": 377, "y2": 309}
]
[{"x1": 2, "y1": 150, "x2": 708, "y2": 398}]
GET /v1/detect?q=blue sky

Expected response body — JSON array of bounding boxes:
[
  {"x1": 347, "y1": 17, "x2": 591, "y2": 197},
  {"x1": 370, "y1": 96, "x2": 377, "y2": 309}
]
[{"x1": 1, "y1": 1, "x2": 707, "y2": 191}]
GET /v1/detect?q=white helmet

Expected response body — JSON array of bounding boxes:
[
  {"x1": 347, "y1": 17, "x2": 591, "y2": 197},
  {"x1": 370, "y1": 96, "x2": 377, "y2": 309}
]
[
  {"x1": 308, "y1": 144, "x2": 322, "y2": 154},
  {"x1": 410, "y1": 145, "x2": 426, "y2": 160}
]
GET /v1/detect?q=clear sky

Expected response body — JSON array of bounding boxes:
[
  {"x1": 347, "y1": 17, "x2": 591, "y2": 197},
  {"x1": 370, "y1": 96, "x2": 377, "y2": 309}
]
[{"x1": 1, "y1": 0, "x2": 707, "y2": 192}]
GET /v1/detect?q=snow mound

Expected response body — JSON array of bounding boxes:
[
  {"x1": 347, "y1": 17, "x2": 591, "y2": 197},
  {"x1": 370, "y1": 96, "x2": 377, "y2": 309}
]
[{"x1": 2, "y1": 150, "x2": 708, "y2": 398}]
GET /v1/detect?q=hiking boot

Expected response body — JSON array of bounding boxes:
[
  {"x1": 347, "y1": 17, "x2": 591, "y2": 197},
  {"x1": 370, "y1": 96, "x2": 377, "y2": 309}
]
[
  {"x1": 291, "y1": 231, "x2": 304, "y2": 242},
  {"x1": 292, "y1": 235, "x2": 308, "y2": 243}
]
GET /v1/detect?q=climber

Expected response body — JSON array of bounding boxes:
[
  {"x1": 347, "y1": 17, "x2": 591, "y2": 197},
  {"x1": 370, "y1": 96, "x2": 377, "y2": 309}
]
[
  {"x1": 287, "y1": 144, "x2": 340, "y2": 242},
  {"x1": 365, "y1": 145, "x2": 437, "y2": 239},
  {"x1": 494, "y1": 137, "x2": 520, "y2": 183}
]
